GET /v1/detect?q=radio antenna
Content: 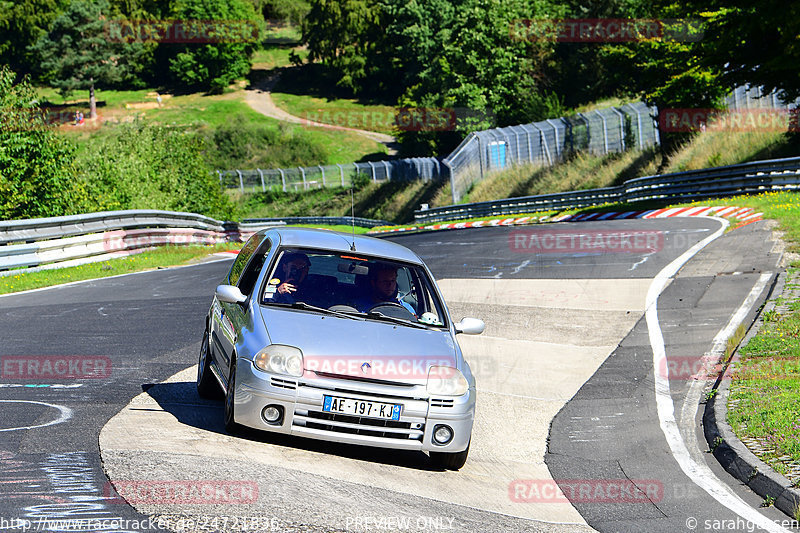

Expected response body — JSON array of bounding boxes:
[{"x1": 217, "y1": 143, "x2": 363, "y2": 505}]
[{"x1": 350, "y1": 187, "x2": 356, "y2": 251}]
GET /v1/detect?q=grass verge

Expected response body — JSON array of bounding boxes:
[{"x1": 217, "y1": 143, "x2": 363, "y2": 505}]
[
  {"x1": 727, "y1": 283, "x2": 800, "y2": 479},
  {"x1": 0, "y1": 243, "x2": 241, "y2": 295}
]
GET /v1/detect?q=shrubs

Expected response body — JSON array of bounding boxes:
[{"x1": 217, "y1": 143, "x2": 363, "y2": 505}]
[
  {"x1": 0, "y1": 66, "x2": 89, "y2": 219},
  {"x1": 75, "y1": 122, "x2": 233, "y2": 220},
  {"x1": 202, "y1": 118, "x2": 328, "y2": 169}
]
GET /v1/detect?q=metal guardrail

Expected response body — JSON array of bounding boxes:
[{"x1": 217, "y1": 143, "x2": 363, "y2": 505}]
[
  {"x1": 0, "y1": 211, "x2": 389, "y2": 274},
  {"x1": 414, "y1": 156, "x2": 800, "y2": 223},
  {"x1": 243, "y1": 216, "x2": 390, "y2": 228}
]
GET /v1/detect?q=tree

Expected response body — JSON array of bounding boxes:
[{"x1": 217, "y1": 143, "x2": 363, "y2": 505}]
[
  {"x1": 0, "y1": 0, "x2": 68, "y2": 76},
  {"x1": 0, "y1": 66, "x2": 88, "y2": 220},
  {"x1": 30, "y1": 0, "x2": 147, "y2": 119},
  {"x1": 165, "y1": 0, "x2": 263, "y2": 92},
  {"x1": 696, "y1": 1, "x2": 800, "y2": 103},
  {"x1": 302, "y1": 0, "x2": 382, "y2": 94}
]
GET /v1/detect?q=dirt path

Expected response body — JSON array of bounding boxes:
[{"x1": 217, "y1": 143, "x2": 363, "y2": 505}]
[{"x1": 244, "y1": 71, "x2": 399, "y2": 156}]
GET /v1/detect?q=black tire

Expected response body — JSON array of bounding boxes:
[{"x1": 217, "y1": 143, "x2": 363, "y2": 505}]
[
  {"x1": 430, "y1": 440, "x2": 470, "y2": 470},
  {"x1": 197, "y1": 329, "x2": 221, "y2": 399},
  {"x1": 224, "y1": 361, "x2": 241, "y2": 433}
]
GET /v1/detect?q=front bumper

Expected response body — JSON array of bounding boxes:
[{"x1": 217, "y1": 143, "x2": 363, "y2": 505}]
[{"x1": 232, "y1": 359, "x2": 474, "y2": 453}]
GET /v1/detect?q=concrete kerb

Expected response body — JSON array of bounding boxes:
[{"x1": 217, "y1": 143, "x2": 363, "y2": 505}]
[
  {"x1": 703, "y1": 269, "x2": 800, "y2": 518},
  {"x1": 368, "y1": 206, "x2": 763, "y2": 236}
]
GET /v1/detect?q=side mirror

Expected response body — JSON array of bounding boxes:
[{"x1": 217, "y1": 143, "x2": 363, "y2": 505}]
[
  {"x1": 215, "y1": 284, "x2": 247, "y2": 305},
  {"x1": 455, "y1": 317, "x2": 485, "y2": 335}
]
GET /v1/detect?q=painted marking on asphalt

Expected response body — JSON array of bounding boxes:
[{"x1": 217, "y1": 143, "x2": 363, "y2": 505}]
[
  {"x1": 0, "y1": 400, "x2": 73, "y2": 432},
  {"x1": 679, "y1": 272, "x2": 772, "y2": 465},
  {"x1": 0, "y1": 384, "x2": 83, "y2": 389},
  {"x1": 645, "y1": 217, "x2": 790, "y2": 533}
]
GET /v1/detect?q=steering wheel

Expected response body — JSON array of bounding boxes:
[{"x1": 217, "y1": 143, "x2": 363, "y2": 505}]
[
  {"x1": 367, "y1": 302, "x2": 415, "y2": 319},
  {"x1": 368, "y1": 302, "x2": 405, "y2": 312}
]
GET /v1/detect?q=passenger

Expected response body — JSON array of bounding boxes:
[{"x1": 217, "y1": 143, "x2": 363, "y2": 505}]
[{"x1": 355, "y1": 262, "x2": 415, "y2": 314}]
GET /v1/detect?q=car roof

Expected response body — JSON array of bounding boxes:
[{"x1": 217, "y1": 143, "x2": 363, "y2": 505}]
[{"x1": 260, "y1": 226, "x2": 423, "y2": 264}]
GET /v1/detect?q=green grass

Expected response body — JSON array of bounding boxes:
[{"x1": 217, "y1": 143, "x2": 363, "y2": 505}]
[
  {"x1": 252, "y1": 46, "x2": 308, "y2": 70},
  {"x1": 39, "y1": 86, "x2": 386, "y2": 166},
  {"x1": 270, "y1": 91, "x2": 399, "y2": 135},
  {"x1": 728, "y1": 301, "x2": 800, "y2": 477},
  {"x1": 0, "y1": 243, "x2": 242, "y2": 295},
  {"x1": 232, "y1": 178, "x2": 448, "y2": 223},
  {"x1": 464, "y1": 130, "x2": 799, "y2": 205}
]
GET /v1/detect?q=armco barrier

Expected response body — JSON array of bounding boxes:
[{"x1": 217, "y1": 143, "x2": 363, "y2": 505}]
[
  {"x1": 0, "y1": 211, "x2": 387, "y2": 275},
  {"x1": 242, "y1": 216, "x2": 390, "y2": 228},
  {"x1": 415, "y1": 156, "x2": 800, "y2": 223}
]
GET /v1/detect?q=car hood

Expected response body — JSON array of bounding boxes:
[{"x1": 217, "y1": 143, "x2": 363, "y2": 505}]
[{"x1": 258, "y1": 306, "x2": 459, "y2": 382}]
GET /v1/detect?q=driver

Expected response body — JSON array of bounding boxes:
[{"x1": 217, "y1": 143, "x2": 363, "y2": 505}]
[
  {"x1": 272, "y1": 252, "x2": 311, "y2": 304},
  {"x1": 355, "y1": 262, "x2": 415, "y2": 314}
]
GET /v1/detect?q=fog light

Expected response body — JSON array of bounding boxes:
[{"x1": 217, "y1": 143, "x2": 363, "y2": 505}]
[
  {"x1": 262, "y1": 405, "x2": 283, "y2": 425},
  {"x1": 433, "y1": 424, "x2": 453, "y2": 445}
]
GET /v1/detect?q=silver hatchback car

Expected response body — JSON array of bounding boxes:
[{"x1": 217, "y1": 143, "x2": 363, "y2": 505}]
[{"x1": 198, "y1": 227, "x2": 484, "y2": 469}]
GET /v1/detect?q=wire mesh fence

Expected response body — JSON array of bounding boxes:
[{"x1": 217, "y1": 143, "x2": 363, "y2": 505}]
[
  {"x1": 218, "y1": 157, "x2": 447, "y2": 193},
  {"x1": 445, "y1": 101, "x2": 659, "y2": 202},
  {"x1": 217, "y1": 85, "x2": 799, "y2": 202}
]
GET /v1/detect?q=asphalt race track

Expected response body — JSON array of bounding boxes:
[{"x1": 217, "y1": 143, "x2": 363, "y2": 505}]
[{"x1": 0, "y1": 217, "x2": 793, "y2": 533}]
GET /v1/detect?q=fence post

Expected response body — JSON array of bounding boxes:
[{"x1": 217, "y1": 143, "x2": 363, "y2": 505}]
[
  {"x1": 382, "y1": 160, "x2": 391, "y2": 181},
  {"x1": 594, "y1": 110, "x2": 609, "y2": 154},
  {"x1": 278, "y1": 169, "x2": 286, "y2": 192},
  {"x1": 611, "y1": 108, "x2": 626, "y2": 151},
  {"x1": 634, "y1": 106, "x2": 644, "y2": 150},
  {"x1": 217, "y1": 170, "x2": 223, "y2": 184},
  {"x1": 257, "y1": 168, "x2": 265, "y2": 192},
  {"x1": 368, "y1": 161, "x2": 376, "y2": 182},
  {"x1": 319, "y1": 165, "x2": 325, "y2": 187},
  {"x1": 299, "y1": 167, "x2": 306, "y2": 189},
  {"x1": 651, "y1": 105, "x2": 661, "y2": 146},
  {"x1": 237, "y1": 170, "x2": 244, "y2": 193},
  {"x1": 337, "y1": 164, "x2": 344, "y2": 186},
  {"x1": 444, "y1": 159, "x2": 457, "y2": 204},
  {"x1": 546, "y1": 119, "x2": 561, "y2": 158},
  {"x1": 533, "y1": 124, "x2": 552, "y2": 165}
]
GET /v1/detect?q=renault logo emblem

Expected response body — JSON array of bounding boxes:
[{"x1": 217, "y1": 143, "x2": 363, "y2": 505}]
[{"x1": 361, "y1": 362, "x2": 371, "y2": 374}]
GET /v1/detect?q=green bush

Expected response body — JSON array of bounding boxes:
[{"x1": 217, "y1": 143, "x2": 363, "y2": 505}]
[
  {"x1": 75, "y1": 121, "x2": 233, "y2": 219},
  {"x1": 0, "y1": 66, "x2": 89, "y2": 220},
  {"x1": 202, "y1": 118, "x2": 328, "y2": 169}
]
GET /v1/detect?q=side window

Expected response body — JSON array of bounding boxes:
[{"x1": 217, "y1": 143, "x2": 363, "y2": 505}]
[
  {"x1": 238, "y1": 238, "x2": 272, "y2": 297},
  {"x1": 228, "y1": 235, "x2": 263, "y2": 286}
]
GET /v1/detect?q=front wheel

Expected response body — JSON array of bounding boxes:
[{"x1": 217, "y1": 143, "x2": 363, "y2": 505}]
[
  {"x1": 197, "y1": 329, "x2": 221, "y2": 399},
  {"x1": 430, "y1": 440, "x2": 470, "y2": 470},
  {"x1": 224, "y1": 361, "x2": 241, "y2": 433}
]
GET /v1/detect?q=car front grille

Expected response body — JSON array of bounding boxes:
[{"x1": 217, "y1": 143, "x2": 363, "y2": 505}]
[
  {"x1": 293, "y1": 384, "x2": 426, "y2": 442},
  {"x1": 270, "y1": 377, "x2": 297, "y2": 390},
  {"x1": 294, "y1": 410, "x2": 423, "y2": 440},
  {"x1": 430, "y1": 398, "x2": 454, "y2": 408}
]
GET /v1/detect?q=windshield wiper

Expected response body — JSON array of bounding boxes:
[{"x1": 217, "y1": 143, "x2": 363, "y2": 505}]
[
  {"x1": 269, "y1": 301, "x2": 363, "y2": 321},
  {"x1": 362, "y1": 311, "x2": 430, "y2": 329}
]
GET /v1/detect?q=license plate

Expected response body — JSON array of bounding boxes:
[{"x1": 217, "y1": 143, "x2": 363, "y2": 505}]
[{"x1": 322, "y1": 395, "x2": 401, "y2": 421}]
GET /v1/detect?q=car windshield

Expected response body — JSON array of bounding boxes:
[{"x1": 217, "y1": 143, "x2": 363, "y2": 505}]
[{"x1": 260, "y1": 248, "x2": 447, "y2": 328}]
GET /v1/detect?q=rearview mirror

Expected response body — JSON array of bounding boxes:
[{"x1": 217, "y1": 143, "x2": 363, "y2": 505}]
[
  {"x1": 455, "y1": 317, "x2": 485, "y2": 335},
  {"x1": 216, "y1": 284, "x2": 247, "y2": 304}
]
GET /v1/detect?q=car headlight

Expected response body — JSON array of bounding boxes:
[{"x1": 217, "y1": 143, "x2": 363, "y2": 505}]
[
  {"x1": 253, "y1": 345, "x2": 304, "y2": 377},
  {"x1": 426, "y1": 365, "x2": 469, "y2": 396}
]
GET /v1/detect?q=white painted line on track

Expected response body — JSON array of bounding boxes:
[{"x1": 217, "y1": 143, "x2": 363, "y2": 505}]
[
  {"x1": 679, "y1": 272, "x2": 772, "y2": 466},
  {"x1": 645, "y1": 217, "x2": 790, "y2": 533},
  {"x1": 0, "y1": 400, "x2": 73, "y2": 432}
]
